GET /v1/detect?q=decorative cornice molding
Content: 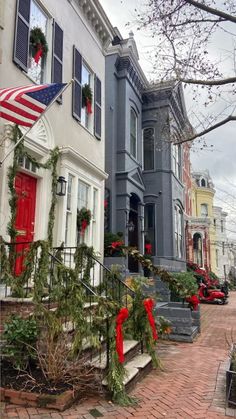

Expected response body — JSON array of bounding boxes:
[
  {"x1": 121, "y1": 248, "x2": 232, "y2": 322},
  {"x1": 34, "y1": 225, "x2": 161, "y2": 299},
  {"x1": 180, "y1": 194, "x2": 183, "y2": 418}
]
[
  {"x1": 115, "y1": 56, "x2": 147, "y2": 94},
  {"x1": 72, "y1": 0, "x2": 114, "y2": 47}
]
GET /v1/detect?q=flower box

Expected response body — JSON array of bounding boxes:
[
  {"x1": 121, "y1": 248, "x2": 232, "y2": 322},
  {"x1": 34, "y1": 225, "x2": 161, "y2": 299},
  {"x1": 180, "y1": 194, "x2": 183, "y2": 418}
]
[{"x1": 226, "y1": 344, "x2": 236, "y2": 408}]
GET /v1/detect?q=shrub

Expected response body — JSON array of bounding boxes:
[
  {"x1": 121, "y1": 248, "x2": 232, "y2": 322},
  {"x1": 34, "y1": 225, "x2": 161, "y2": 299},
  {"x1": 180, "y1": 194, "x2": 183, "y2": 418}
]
[
  {"x1": 171, "y1": 272, "x2": 198, "y2": 299},
  {"x1": 3, "y1": 315, "x2": 38, "y2": 369}
]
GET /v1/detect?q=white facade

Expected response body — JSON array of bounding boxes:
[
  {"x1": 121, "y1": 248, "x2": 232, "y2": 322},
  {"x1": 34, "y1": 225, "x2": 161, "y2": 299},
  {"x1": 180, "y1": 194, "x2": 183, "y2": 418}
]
[
  {"x1": 213, "y1": 206, "x2": 229, "y2": 280},
  {"x1": 0, "y1": 0, "x2": 114, "y2": 255}
]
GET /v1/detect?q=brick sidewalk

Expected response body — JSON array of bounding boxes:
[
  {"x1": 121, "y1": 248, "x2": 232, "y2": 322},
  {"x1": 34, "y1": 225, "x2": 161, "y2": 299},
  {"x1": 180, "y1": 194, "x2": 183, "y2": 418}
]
[{"x1": 2, "y1": 292, "x2": 236, "y2": 418}]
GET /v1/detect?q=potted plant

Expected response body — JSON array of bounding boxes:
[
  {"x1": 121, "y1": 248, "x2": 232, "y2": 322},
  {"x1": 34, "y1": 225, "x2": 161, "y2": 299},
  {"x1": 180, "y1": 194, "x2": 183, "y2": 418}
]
[
  {"x1": 143, "y1": 239, "x2": 153, "y2": 278},
  {"x1": 104, "y1": 232, "x2": 126, "y2": 268}
]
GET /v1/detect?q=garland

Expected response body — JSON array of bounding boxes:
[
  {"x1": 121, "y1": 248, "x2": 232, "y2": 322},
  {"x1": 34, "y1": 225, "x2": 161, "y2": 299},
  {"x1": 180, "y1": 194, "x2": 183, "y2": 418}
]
[
  {"x1": 77, "y1": 207, "x2": 91, "y2": 236},
  {"x1": 82, "y1": 84, "x2": 93, "y2": 114},
  {"x1": 3, "y1": 126, "x2": 60, "y2": 296},
  {"x1": 30, "y1": 27, "x2": 48, "y2": 64}
]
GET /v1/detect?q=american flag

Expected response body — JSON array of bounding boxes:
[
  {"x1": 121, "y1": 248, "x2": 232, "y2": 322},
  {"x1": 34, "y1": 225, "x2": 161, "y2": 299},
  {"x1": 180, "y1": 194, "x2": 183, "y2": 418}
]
[{"x1": 0, "y1": 83, "x2": 66, "y2": 127}]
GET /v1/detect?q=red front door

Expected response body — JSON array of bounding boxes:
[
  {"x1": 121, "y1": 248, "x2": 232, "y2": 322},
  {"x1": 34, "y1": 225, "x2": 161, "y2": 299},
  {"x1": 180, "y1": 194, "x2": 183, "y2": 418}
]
[{"x1": 14, "y1": 173, "x2": 37, "y2": 275}]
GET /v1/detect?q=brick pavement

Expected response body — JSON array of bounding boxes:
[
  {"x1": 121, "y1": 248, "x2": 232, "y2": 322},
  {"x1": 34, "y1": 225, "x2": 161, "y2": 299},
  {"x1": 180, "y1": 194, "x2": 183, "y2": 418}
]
[{"x1": 2, "y1": 292, "x2": 236, "y2": 419}]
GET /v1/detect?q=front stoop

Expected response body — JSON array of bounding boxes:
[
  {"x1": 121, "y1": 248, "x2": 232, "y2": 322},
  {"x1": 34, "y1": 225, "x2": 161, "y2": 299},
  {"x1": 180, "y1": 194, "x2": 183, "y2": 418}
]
[{"x1": 155, "y1": 301, "x2": 201, "y2": 343}]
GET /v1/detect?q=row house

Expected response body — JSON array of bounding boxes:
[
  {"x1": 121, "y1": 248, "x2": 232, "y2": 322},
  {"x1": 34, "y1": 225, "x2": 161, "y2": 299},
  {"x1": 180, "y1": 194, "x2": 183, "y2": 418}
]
[
  {"x1": 213, "y1": 206, "x2": 229, "y2": 280},
  {"x1": 0, "y1": 0, "x2": 114, "y2": 259},
  {"x1": 104, "y1": 30, "x2": 190, "y2": 275}
]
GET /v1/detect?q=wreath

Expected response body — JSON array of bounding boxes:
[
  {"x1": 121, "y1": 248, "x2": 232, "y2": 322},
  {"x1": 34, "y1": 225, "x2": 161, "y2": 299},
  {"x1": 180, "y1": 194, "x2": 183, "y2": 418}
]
[
  {"x1": 82, "y1": 84, "x2": 93, "y2": 114},
  {"x1": 30, "y1": 27, "x2": 48, "y2": 64},
  {"x1": 77, "y1": 207, "x2": 91, "y2": 235}
]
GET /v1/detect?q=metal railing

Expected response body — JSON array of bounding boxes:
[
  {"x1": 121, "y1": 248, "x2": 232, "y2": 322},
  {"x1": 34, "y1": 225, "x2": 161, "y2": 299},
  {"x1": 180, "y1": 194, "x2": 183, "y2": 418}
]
[{"x1": 1, "y1": 241, "x2": 140, "y2": 369}]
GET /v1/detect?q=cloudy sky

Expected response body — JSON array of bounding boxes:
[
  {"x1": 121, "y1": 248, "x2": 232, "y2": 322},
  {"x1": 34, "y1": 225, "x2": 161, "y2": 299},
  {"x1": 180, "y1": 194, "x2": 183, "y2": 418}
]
[{"x1": 100, "y1": 0, "x2": 236, "y2": 239}]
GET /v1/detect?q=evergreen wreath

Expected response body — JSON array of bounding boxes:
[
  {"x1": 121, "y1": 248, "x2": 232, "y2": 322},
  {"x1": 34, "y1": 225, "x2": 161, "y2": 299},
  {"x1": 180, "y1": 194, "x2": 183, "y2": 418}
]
[
  {"x1": 77, "y1": 207, "x2": 92, "y2": 232},
  {"x1": 30, "y1": 27, "x2": 48, "y2": 59},
  {"x1": 82, "y1": 84, "x2": 93, "y2": 108}
]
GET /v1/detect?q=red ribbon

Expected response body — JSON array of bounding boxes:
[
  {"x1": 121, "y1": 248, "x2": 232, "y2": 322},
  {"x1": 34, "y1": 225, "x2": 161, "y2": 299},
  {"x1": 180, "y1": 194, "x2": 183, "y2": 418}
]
[
  {"x1": 143, "y1": 299, "x2": 158, "y2": 341},
  {"x1": 145, "y1": 243, "x2": 152, "y2": 254},
  {"x1": 86, "y1": 98, "x2": 92, "y2": 114},
  {"x1": 116, "y1": 307, "x2": 129, "y2": 363},
  {"x1": 186, "y1": 295, "x2": 199, "y2": 311},
  {"x1": 33, "y1": 44, "x2": 43, "y2": 64},
  {"x1": 81, "y1": 219, "x2": 88, "y2": 235}
]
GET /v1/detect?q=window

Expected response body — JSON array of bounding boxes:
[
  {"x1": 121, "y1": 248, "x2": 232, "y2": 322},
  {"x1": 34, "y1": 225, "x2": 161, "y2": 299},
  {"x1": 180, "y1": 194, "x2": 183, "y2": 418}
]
[
  {"x1": 72, "y1": 47, "x2": 102, "y2": 138},
  {"x1": 144, "y1": 204, "x2": 155, "y2": 254},
  {"x1": 174, "y1": 205, "x2": 183, "y2": 258},
  {"x1": 221, "y1": 220, "x2": 224, "y2": 232},
  {"x1": 173, "y1": 145, "x2": 181, "y2": 179},
  {"x1": 130, "y1": 108, "x2": 137, "y2": 158},
  {"x1": 216, "y1": 249, "x2": 219, "y2": 267},
  {"x1": 201, "y1": 204, "x2": 208, "y2": 217},
  {"x1": 213, "y1": 219, "x2": 216, "y2": 228},
  {"x1": 92, "y1": 188, "x2": 98, "y2": 247},
  {"x1": 81, "y1": 63, "x2": 93, "y2": 130},
  {"x1": 77, "y1": 180, "x2": 90, "y2": 244},
  {"x1": 200, "y1": 178, "x2": 206, "y2": 187},
  {"x1": 193, "y1": 233, "x2": 203, "y2": 266},
  {"x1": 13, "y1": 0, "x2": 59, "y2": 83},
  {"x1": 65, "y1": 174, "x2": 73, "y2": 245},
  {"x1": 222, "y1": 242, "x2": 225, "y2": 255},
  {"x1": 143, "y1": 127, "x2": 154, "y2": 170}
]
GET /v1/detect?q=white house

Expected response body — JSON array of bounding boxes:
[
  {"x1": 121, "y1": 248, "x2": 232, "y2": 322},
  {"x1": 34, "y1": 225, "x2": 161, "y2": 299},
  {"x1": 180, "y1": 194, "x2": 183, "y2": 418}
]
[{"x1": 0, "y1": 0, "x2": 114, "y2": 260}]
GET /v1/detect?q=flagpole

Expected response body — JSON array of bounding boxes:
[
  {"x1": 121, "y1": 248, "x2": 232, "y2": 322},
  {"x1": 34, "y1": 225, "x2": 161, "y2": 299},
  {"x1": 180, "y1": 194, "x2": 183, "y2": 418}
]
[{"x1": 0, "y1": 79, "x2": 74, "y2": 167}]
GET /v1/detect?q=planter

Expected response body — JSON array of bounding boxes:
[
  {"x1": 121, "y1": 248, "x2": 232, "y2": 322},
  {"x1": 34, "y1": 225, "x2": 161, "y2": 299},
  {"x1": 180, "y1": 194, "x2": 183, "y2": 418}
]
[
  {"x1": 0, "y1": 386, "x2": 79, "y2": 411},
  {"x1": 104, "y1": 256, "x2": 127, "y2": 269},
  {"x1": 226, "y1": 344, "x2": 236, "y2": 408}
]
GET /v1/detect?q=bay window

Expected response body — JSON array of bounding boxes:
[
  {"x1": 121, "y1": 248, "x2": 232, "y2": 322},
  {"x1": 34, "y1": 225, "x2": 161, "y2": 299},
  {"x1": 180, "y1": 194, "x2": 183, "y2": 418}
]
[
  {"x1": 143, "y1": 127, "x2": 154, "y2": 171},
  {"x1": 175, "y1": 205, "x2": 183, "y2": 258},
  {"x1": 130, "y1": 108, "x2": 137, "y2": 158}
]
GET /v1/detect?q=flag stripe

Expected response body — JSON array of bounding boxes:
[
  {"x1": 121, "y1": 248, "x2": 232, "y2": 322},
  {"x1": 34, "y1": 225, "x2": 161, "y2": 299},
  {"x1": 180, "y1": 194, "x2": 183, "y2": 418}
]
[
  {"x1": 0, "y1": 85, "x2": 30, "y2": 99},
  {"x1": 1, "y1": 101, "x2": 38, "y2": 121},
  {"x1": 0, "y1": 111, "x2": 32, "y2": 127},
  {"x1": 18, "y1": 94, "x2": 46, "y2": 112},
  {"x1": 0, "y1": 106, "x2": 36, "y2": 125}
]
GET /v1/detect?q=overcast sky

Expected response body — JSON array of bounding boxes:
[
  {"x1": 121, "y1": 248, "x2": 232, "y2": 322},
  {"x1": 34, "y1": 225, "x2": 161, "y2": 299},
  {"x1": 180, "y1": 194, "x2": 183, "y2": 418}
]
[{"x1": 100, "y1": 0, "x2": 236, "y2": 239}]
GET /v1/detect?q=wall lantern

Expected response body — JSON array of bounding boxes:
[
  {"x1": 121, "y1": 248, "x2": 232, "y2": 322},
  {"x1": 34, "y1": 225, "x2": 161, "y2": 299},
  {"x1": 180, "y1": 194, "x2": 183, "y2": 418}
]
[
  {"x1": 56, "y1": 176, "x2": 67, "y2": 196},
  {"x1": 126, "y1": 220, "x2": 135, "y2": 232}
]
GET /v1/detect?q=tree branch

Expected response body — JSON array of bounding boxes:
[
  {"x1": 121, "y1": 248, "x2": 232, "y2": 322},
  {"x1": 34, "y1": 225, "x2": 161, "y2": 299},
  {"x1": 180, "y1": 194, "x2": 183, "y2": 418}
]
[
  {"x1": 185, "y1": 0, "x2": 236, "y2": 24},
  {"x1": 174, "y1": 115, "x2": 236, "y2": 144},
  {"x1": 179, "y1": 76, "x2": 236, "y2": 86},
  {"x1": 171, "y1": 17, "x2": 226, "y2": 27}
]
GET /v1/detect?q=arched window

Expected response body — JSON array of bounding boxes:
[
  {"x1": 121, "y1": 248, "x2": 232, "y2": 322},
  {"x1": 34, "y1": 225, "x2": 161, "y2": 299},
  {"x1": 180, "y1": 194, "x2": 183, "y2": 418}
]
[
  {"x1": 193, "y1": 233, "x2": 203, "y2": 266},
  {"x1": 200, "y1": 178, "x2": 206, "y2": 187},
  {"x1": 143, "y1": 127, "x2": 154, "y2": 170},
  {"x1": 130, "y1": 108, "x2": 137, "y2": 158},
  {"x1": 174, "y1": 205, "x2": 183, "y2": 258}
]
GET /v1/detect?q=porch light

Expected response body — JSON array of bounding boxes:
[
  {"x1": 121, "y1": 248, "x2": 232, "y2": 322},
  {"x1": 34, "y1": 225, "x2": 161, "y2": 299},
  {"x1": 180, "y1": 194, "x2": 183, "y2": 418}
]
[
  {"x1": 56, "y1": 176, "x2": 67, "y2": 196},
  {"x1": 126, "y1": 220, "x2": 135, "y2": 232}
]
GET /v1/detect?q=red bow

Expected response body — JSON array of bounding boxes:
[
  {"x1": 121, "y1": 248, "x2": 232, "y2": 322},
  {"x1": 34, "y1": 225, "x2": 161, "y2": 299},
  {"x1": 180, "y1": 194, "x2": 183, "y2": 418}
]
[
  {"x1": 145, "y1": 243, "x2": 152, "y2": 254},
  {"x1": 116, "y1": 307, "x2": 129, "y2": 363},
  {"x1": 111, "y1": 241, "x2": 123, "y2": 249},
  {"x1": 33, "y1": 44, "x2": 43, "y2": 64},
  {"x1": 186, "y1": 295, "x2": 199, "y2": 311},
  {"x1": 86, "y1": 98, "x2": 92, "y2": 114},
  {"x1": 143, "y1": 299, "x2": 158, "y2": 341},
  {"x1": 81, "y1": 219, "x2": 88, "y2": 235}
]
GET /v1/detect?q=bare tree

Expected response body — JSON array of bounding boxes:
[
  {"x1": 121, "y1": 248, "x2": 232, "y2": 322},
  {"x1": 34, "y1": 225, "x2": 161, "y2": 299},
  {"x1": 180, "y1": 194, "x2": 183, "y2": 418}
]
[{"x1": 134, "y1": 0, "x2": 236, "y2": 143}]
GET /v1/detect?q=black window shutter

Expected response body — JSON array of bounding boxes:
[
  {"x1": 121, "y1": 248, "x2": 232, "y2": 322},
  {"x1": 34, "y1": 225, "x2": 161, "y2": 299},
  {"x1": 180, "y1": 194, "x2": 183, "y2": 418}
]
[
  {"x1": 52, "y1": 21, "x2": 63, "y2": 102},
  {"x1": 94, "y1": 76, "x2": 102, "y2": 139},
  {"x1": 72, "y1": 46, "x2": 82, "y2": 121},
  {"x1": 13, "y1": 0, "x2": 31, "y2": 71}
]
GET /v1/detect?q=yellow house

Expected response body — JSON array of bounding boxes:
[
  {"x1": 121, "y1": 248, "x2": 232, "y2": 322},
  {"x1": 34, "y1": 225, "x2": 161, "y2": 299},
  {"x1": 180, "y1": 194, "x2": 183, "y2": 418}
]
[{"x1": 191, "y1": 171, "x2": 217, "y2": 273}]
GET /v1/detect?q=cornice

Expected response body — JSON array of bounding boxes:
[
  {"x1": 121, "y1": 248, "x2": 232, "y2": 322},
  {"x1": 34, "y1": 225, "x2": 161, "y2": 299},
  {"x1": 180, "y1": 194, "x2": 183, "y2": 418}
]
[
  {"x1": 114, "y1": 55, "x2": 148, "y2": 94},
  {"x1": 70, "y1": 0, "x2": 114, "y2": 47}
]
